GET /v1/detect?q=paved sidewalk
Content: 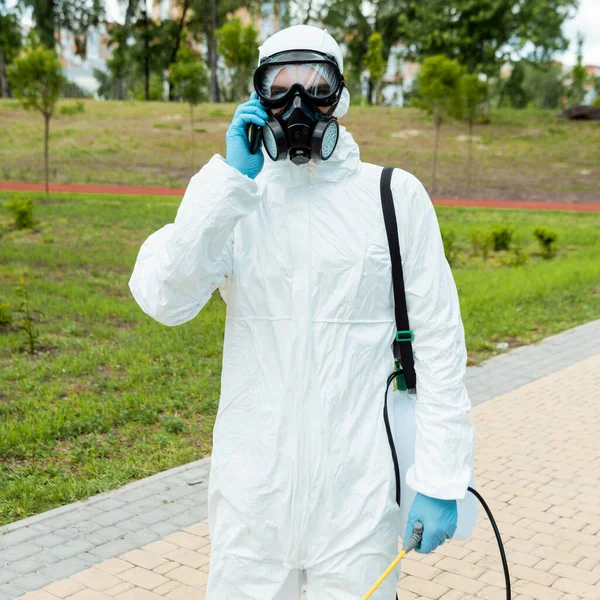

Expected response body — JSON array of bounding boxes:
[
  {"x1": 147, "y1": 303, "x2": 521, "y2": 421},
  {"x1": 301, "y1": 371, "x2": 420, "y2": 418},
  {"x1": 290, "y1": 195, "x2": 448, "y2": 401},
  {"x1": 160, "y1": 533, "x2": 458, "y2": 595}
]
[
  {"x1": 2, "y1": 180, "x2": 600, "y2": 212},
  {"x1": 1, "y1": 321, "x2": 599, "y2": 600}
]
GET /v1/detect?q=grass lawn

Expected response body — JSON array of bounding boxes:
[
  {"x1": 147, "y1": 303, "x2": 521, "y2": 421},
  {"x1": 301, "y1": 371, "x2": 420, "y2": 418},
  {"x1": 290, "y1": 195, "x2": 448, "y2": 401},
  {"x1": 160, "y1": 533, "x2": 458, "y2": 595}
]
[
  {"x1": 1, "y1": 190, "x2": 599, "y2": 526},
  {"x1": 1, "y1": 99, "x2": 599, "y2": 202}
]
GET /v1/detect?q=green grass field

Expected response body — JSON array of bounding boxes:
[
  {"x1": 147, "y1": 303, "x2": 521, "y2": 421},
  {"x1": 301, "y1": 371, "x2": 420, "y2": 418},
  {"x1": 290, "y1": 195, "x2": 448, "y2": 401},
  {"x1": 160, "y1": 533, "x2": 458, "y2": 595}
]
[
  {"x1": 1, "y1": 189, "x2": 599, "y2": 525},
  {"x1": 1, "y1": 99, "x2": 599, "y2": 202}
]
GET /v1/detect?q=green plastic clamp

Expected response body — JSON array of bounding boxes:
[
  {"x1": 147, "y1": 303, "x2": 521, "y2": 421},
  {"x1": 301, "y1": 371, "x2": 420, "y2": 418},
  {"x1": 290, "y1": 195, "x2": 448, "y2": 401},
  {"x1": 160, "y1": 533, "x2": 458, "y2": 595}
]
[
  {"x1": 396, "y1": 330, "x2": 414, "y2": 343},
  {"x1": 393, "y1": 358, "x2": 407, "y2": 391}
]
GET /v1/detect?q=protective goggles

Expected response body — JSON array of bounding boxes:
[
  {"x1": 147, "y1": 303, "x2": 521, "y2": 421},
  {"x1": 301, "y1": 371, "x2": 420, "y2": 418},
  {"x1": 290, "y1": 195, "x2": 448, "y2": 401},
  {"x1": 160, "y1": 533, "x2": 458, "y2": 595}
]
[{"x1": 253, "y1": 49, "x2": 344, "y2": 108}]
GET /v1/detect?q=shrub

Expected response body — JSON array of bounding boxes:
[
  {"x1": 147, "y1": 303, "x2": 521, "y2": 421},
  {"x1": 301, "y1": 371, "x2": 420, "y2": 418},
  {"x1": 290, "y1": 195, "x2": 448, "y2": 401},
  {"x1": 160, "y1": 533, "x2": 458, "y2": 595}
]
[
  {"x1": 533, "y1": 226, "x2": 558, "y2": 259},
  {"x1": 441, "y1": 228, "x2": 459, "y2": 265},
  {"x1": 5, "y1": 196, "x2": 34, "y2": 230},
  {"x1": 489, "y1": 225, "x2": 513, "y2": 251},
  {"x1": 59, "y1": 100, "x2": 85, "y2": 116},
  {"x1": 0, "y1": 302, "x2": 12, "y2": 326},
  {"x1": 469, "y1": 228, "x2": 492, "y2": 260},
  {"x1": 506, "y1": 233, "x2": 528, "y2": 267}
]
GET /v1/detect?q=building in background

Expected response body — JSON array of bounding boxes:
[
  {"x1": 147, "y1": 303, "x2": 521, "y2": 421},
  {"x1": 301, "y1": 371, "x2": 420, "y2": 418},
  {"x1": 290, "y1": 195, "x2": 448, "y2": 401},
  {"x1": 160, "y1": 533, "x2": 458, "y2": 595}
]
[{"x1": 59, "y1": 25, "x2": 112, "y2": 95}]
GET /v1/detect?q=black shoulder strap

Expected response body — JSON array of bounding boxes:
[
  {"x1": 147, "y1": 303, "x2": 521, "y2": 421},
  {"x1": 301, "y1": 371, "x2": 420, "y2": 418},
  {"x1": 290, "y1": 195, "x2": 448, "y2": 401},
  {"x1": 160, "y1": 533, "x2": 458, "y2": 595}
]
[{"x1": 380, "y1": 167, "x2": 417, "y2": 393}]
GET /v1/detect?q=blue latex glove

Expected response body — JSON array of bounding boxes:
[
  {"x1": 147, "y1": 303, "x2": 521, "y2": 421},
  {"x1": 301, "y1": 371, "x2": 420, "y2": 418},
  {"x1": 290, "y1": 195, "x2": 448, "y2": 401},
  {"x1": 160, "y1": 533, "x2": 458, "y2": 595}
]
[
  {"x1": 405, "y1": 493, "x2": 458, "y2": 554},
  {"x1": 225, "y1": 92, "x2": 269, "y2": 179}
]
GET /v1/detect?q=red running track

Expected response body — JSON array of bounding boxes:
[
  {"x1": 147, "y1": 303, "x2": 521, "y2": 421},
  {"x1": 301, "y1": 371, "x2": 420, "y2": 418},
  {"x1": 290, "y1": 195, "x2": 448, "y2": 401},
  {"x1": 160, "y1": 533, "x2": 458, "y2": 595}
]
[{"x1": 1, "y1": 181, "x2": 599, "y2": 212}]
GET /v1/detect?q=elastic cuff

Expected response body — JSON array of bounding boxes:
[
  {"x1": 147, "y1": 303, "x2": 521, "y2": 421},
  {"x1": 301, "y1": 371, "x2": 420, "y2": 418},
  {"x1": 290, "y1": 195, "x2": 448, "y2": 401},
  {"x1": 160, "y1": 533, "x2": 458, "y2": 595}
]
[{"x1": 406, "y1": 464, "x2": 471, "y2": 501}]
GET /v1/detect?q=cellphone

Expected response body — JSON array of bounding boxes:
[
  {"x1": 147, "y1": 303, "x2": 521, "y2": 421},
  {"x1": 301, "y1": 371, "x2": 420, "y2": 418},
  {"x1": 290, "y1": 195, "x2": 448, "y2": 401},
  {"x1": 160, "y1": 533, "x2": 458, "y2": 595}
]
[{"x1": 248, "y1": 123, "x2": 263, "y2": 154}]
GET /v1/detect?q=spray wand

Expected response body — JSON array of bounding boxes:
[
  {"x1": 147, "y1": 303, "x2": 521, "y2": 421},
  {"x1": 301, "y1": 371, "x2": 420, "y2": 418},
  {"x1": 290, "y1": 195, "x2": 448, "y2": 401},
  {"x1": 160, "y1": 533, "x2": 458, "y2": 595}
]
[{"x1": 361, "y1": 522, "x2": 423, "y2": 600}]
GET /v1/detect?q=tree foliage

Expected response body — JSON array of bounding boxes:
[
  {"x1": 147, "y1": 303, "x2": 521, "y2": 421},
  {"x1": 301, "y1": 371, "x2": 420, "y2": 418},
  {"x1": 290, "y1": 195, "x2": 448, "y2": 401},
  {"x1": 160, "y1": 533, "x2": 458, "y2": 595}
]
[
  {"x1": 364, "y1": 32, "x2": 385, "y2": 104},
  {"x1": 322, "y1": 0, "x2": 405, "y2": 95},
  {"x1": 500, "y1": 61, "x2": 528, "y2": 108},
  {"x1": 398, "y1": 0, "x2": 577, "y2": 76},
  {"x1": 522, "y1": 62, "x2": 565, "y2": 109},
  {"x1": 170, "y1": 41, "x2": 208, "y2": 107},
  {"x1": 413, "y1": 54, "x2": 464, "y2": 193},
  {"x1": 21, "y1": 0, "x2": 104, "y2": 54},
  {"x1": 0, "y1": 2, "x2": 22, "y2": 97},
  {"x1": 568, "y1": 33, "x2": 587, "y2": 107},
  {"x1": 216, "y1": 17, "x2": 259, "y2": 101}
]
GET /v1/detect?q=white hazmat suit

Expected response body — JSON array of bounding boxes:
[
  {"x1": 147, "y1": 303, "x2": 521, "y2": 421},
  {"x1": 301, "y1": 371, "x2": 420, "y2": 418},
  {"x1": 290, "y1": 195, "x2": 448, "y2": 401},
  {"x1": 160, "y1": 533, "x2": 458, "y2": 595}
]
[{"x1": 129, "y1": 25, "x2": 476, "y2": 600}]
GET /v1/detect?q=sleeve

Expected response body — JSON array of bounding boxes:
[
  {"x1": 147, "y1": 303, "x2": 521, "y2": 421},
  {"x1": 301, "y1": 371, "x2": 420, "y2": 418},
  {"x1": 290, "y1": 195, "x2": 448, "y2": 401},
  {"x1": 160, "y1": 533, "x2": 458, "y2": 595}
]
[
  {"x1": 128, "y1": 154, "x2": 262, "y2": 326},
  {"x1": 394, "y1": 172, "x2": 475, "y2": 501}
]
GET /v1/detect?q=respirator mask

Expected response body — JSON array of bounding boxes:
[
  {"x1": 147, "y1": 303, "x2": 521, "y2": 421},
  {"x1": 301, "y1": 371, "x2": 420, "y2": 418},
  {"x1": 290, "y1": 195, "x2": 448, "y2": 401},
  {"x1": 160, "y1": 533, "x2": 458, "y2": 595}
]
[{"x1": 249, "y1": 49, "x2": 345, "y2": 165}]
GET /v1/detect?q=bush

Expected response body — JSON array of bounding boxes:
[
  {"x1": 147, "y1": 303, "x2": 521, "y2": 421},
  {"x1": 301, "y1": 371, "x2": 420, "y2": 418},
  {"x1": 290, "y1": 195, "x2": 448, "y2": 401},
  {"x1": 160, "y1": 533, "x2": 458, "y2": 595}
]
[
  {"x1": 533, "y1": 226, "x2": 558, "y2": 259},
  {"x1": 505, "y1": 233, "x2": 528, "y2": 267},
  {"x1": 469, "y1": 228, "x2": 492, "y2": 259},
  {"x1": 0, "y1": 302, "x2": 12, "y2": 326},
  {"x1": 441, "y1": 228, "x2": 458, "y2": 265},
  {"x1": 59, "y1": 100, "x2": 85, "y2": 116},
  {"x1": 489, "y1": 225, "x2": 513, "y2": 251},
  {"x1": 5, "y1": 196, "x2": 34, "y2": 229}
]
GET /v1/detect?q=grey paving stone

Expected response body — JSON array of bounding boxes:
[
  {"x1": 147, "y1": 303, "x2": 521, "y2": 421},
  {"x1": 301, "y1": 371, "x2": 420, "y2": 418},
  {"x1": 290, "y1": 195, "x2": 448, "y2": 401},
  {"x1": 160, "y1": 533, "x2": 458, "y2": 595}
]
[
  {"x1": 115, "y1": 518, "x2": 146, "y2": 533},
  {"x1": 38, "y1": 556, "x2": 95, "y2": 580},
  {"x1": 48, "y1": 539, "x2": 94, "y2": 560},
  {"x1": 0, "y1": 527, "x2": 40, "y2": 548},
  {"x1": 9, "y1": 550, "x2": 60, "y2": 574},
  {"x1": 135, "y1": 508, "x2": 175, "y2": 526},
  {"x1": 0, "y1": 581, "x2": 26, "y2": 599},
  {"x1": 85, "y1": 525, "x2": 127, "y2": 546},
  {"x1": 168, "y1": 512, "x2": 206, "y2": 528},
  {"x1": 16, "y1": 572, "x2": 55, "y2": 593},
  {"x1": 0, "y1": 542, "x2": 41, "y2": 563},
  {"x1": 34, "y1": 533, "x2": 69, "y2": 549},
  {"x1": 148, "y1": 521, "x2": 182, "y2": 537},
  {"x1": 88, "y1": 537, "x2": 139, "y2": 559},
  {"x1": 89, "y1": 498, "x2": 125, "y2": 512},
  {"x1": 117, "y1": 487, "x2": 153, "y2": 503},
  {"x1": 126, "y1": 529, "x2": 160, "y2": 547},
  {"x1": 0, "y1": 571, "x2": 18, "y2": 585},
  {"x1": 93, "y1": 508, "x2": 132, "y2": 527},
  {"x1": 58, "y1": 521, "x2": 102, "y2": 539}
]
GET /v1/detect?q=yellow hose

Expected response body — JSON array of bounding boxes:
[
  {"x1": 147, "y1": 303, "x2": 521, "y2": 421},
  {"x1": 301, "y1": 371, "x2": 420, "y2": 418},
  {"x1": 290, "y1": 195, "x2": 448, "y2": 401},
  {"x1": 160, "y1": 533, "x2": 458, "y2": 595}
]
[{"x1": 361, "y1": 549, "x2": 407, "y2": 600}]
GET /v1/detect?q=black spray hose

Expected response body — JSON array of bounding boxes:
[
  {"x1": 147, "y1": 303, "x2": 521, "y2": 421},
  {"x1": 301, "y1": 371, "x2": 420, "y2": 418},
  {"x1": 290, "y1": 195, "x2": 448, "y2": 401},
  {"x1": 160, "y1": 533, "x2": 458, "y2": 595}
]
[{"x1": 467, "y1": 486, "x2": 512, "y2": 599}]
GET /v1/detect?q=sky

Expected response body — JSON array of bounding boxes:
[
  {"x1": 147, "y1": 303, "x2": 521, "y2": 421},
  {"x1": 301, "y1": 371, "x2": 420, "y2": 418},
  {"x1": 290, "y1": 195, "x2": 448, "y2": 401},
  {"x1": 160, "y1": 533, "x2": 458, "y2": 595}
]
[{"x1": 12, "y1": 0, "x2": 600, "y2": 67}]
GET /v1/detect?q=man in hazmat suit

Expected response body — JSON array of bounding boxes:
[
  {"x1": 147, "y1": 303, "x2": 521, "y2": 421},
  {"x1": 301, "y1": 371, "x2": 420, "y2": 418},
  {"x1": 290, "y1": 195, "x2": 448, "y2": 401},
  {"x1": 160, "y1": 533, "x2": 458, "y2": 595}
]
[{"x1": 129, "y1": 24, "x2": 475, "y2": 600}]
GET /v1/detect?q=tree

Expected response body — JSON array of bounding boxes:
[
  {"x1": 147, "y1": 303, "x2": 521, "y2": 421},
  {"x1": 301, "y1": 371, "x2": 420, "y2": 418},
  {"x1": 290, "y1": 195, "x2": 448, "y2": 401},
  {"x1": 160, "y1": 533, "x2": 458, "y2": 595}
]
[
  {"x1": 522, "y1": 61, "x2": 564, "y2": 109},
  {"x1": 0, "y1": 3, "x2": 22, "y2": 98},
  {"x1": 323, "y1": 0, "x2": 405, "y2": 95},
  {"x1": 412, "y1": 54, "x2": 464, "y2": 194},
  {"x1": 568, "y1": 33, "x2": 587, "y2": 107},
  {"x1": 170, "y1": 42, "x2": 208, "y2": 171},
  {"x1": 458, "y1": 73, "x2": 488, "y2": 190},
  {"x1": 21, "y1": 0, "x2": 103, "y2": 54},
  {"x1": 216, "y1": 17, "x2": 258, "y2": 102},
  {"x1": 500, "y1": 61, "x2": 528, "y2": 108},
  {"x1": 398, "y1": 0, "x2": 576, "y2": 77},
  {"x1": 364, "y1": 32, "x2": 385, "y2": 105},
  {"x1": 8, "y1": 43, "x2": 65, "y2": 199}
]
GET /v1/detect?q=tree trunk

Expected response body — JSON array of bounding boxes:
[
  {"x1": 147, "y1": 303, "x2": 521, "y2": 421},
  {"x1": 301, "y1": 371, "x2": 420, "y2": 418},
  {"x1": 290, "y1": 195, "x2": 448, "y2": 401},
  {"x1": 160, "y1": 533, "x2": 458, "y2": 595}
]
[
  {"x1": 367, "y1": 79, "x2": 373, "y2": 105},
  {"x1": 432, "y1": 117, "x2": 441, "y2": 195},
  {"x1": 467, "y1": 119, "x2": 473, "y2": 193},
  {"x1": 0, "y1": 51, "x2": 8, "y2": 98},
  {"x1": 190, "y1": 103, "x2": 195, "y2": 171},
  {"x1": 204, "y1": 0, "x2": 220, "y2": 102},
  {"x1": 210, "y1": 0, "x2": 219, "y2": 102},
  {"x1": 143, "y1": 9, "x2": 150, "y2": 101},
  {"x1": 44, "y1": 114, "x2": 50, "y2": 200},
  {"x1": 168, "y1": 0, "x2": 190, "y2": 101}
]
